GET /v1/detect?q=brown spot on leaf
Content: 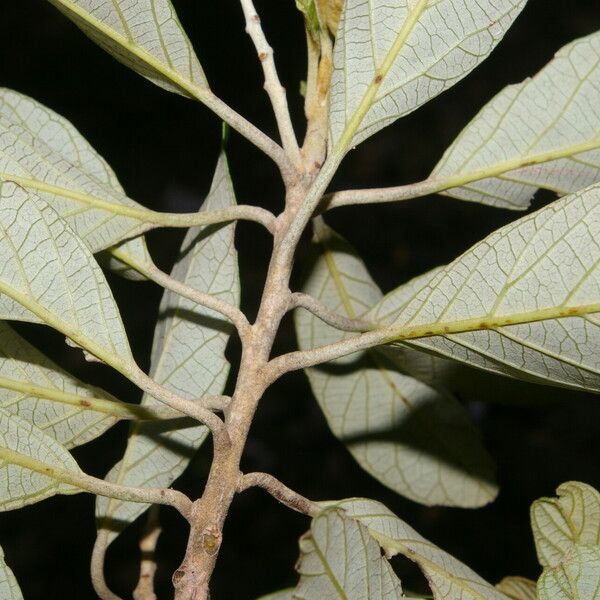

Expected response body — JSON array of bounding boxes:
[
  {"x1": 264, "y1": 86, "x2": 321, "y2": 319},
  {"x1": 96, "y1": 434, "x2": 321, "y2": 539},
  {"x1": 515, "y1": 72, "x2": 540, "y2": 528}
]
[
  {"x1": 374, "y1": 74, "x2": 383, "y2": 84},
  {"x1": 79, "y1": 399, "x2": 91, "y2": 407}
]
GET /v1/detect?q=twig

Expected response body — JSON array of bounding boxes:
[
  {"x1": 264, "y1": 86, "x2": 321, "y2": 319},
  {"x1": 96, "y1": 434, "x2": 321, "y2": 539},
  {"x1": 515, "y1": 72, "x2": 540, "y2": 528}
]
[
  {"x1": 289, "y1": 292, "x2": 375, "y2": 332},
  {"x1": 91, "y1": 529, "x2": 122, "y2": 600},
  {"x1": 240, "y1": 0, "x2": 303, "y2": 170},
  {"x1": 129, "y1": 368, "x2": 231, "y2": 453},
  {"x1": 321, "y1": 178, "x2": 440, "y2": 211},
  {"x1": 263, "y1": 328, "x2": 388, "y2": 384},
  {"x1": 133, "y1": 506, "x2": 162, "y2": 600},
  {"x1": 109, "y1": 247, "x2": 250, "y2": 339},
  {"x1": 237, "y1": 472, "x2": 321, "y2": 516},
  {"x1": 196, "y1": 89, "x2": 295, "y2": 182}
]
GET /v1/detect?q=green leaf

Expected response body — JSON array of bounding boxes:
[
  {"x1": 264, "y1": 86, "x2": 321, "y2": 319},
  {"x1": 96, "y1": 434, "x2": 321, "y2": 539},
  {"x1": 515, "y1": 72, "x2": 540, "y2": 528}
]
[
  {"x1": 432, "y1": 31, "x2": 600, "y2": 210},
  {"x1": 537, "y1": 545, "x2": 600, "y2": 600},
  {"x1": 294, "y1": 507, "x2": 404, "y2": 599},
  {"x1": 371, "y1": 185, "x2": 600, "y2": 392},
  {"x1": 0, "y1": 408, "x2": 82, "y2": 510},
  {"x1": 0, "y1": 544, "x2": 23, "y2": 600},
  {"x1": 531, "y1": 481, "x2": 600, "y2": 569},
  {"x1": 0, "y1": 322, "x2": 127, "y2": 448},
  {"x1": 328, "y1": 0, "x2": 526, "y2": 151},
  {"x1": 0, "y1": 182, "x2": 133, "y2": 369},
  {"x1": 96, "y1": 153, "x2": 239, "y2": 543},
  {"x1": 332, "y1": 498, "x2": 508, "y2": 600},
  {"x1": 295, "y1": 220, "x2": 497, "y2": 507},
  {"x1": 47, "y1": 0, "x2": 207, "y2": 96},
  {"x1": 0, "y1": 88, "x2": 152, "y2": 252},
  {"x1": 495, "y1": 577, "x2": 536, "y2": 600}
]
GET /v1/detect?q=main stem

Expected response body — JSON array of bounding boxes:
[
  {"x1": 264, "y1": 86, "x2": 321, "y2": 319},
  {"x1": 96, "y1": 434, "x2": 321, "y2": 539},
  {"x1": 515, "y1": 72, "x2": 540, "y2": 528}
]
[{"x1": 172, "y1": 181, "x2": 310, "y2": 600}]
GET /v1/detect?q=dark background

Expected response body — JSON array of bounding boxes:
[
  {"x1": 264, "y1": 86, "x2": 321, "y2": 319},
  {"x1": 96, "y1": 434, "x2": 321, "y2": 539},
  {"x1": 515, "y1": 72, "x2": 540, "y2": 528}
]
[{"x1": 1, "y1": 1, "x2": 599, "y2": 598}]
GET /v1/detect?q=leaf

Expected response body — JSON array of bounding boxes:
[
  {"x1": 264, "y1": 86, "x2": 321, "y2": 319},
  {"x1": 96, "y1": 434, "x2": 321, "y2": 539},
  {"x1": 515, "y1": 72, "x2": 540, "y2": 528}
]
[
  {"x1": 531, "y1": 481, "x2": 600, "y2": 569},
  {"x1": 432, "y1": 31, "x2": 600, "y2": 210},
  {"x1": 0, "y1": 408, "x2": 82, "y2": 510},
  {"x1": 47, "y1": 0, "x2": 207, "y2": 97},
  {"x1": 0, "y1": 182, "x2": 133, "y2": 368},
  {"x1": 295, "y1": 219, "x2": 497, "y2": 507},
  {"x1": 294, "y1": 507, "x2": 404, "y2": 599},
  {"x1": 102, "y1": 236, "x2": 154, "y2": 281},
  {"x1": 257, "y1": 590, "x2": 294, "y2": 600},
  {"x1": 0, "y1": 88, "x2": 152, "y2": 252},
  {"x1": 0, "y1": 544, "x2": 23, "y2": 600},
  {"x1": 332, "y1": 497, "x2": 508, "y2": 600},
  {"x1": 495, "y1": 577, "x2": 536, "y2": 600},
  {"x1": 96, "y1": 153, "x2": 239, "y2": 543},
  {"x1": 0, "y1": 321, "x2": 124, "y2": 449},
  {"x1": 537, "y1": 545, "x2": 600, "y2": 600},
  {"x1": 370, "y1": 185, "x2": 600, "y2": 393},
  {"x1": 328, "y1": 0, "x2": 526, "y2": 151}
]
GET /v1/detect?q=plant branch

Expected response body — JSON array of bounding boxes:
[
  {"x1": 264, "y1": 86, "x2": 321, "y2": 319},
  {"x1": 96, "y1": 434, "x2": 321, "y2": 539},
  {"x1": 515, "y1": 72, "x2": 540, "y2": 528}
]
[
  {"x1": 289, "y1": 292, "x2": 375, "y2": 332},
  {"x1": 129, "y1": 368, "x2": 231, "y2": 452},
  {"x1": 109, "y1": 247, "x2": 251, "y2": 339},
  {"x1": 133, "y1": 506, "x2": 162, "y2": 600},
  {"x1": 322, "y1": 178, "x2": 440, "y2": 210},
  {"x1": 240, "y1": 0, "x2": 303, "y2": 170},
  {"x1": 237, "y1": 471, "x2": 320, "y2": 516},
  {"x1": 91, "y1": 529, "x2": 123, "y2": 600},
  {"x1": 193, "y1": 88, "x2": 294, "y2": 181},
  {"x1": 172, "y1": 182, "x2": 312, "y2": 600}
]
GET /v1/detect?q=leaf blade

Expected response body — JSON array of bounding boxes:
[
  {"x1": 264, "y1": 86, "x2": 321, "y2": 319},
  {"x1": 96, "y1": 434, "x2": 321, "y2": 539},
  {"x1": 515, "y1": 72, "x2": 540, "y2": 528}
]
[
  {"x1": 0, "y1": 408, "x2": 82, "y2": 511},
  {"x1": 295, "y1": 220, "x2": 497, "y2": 507},
  {"x1": 371, "y1": 185, "x2": 600, "y2": 392},
  {"x1": 0, "y1": 321, "x2": 123, "y2": 448},
  {"x1": 432, "y1": 31, "x2": 600, "y2": 209},
  {"x1": 0, "y1": 544, "x2": 23, "y2": 600},
  {"x1": 333, "y1": 497, "x2": 508, "y2": 600},
  {"x1": 531, "y1": 481, "x2": 600, "y2": 569},
  {"x1": 537, "y1": 545, "x2": 600, "y2": 600},
  {"x1": 329, "y1": 0, "x2": 526, "y2": 151},
  {"x1": 0, "y1": 88, "x2": 151, "y2": 252},
  {"x1": 47, "y1": 0, "x2": 207, "y2": 96},
  {"x1": 0, "y1": 182, "x2": 133, "y2": 368},
  {"x1": 294, "y1": 507, "x2": 404, "y2": 600},
  {"x1": 495, "y1": 576, "x2": 536, "y2": 600}
]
